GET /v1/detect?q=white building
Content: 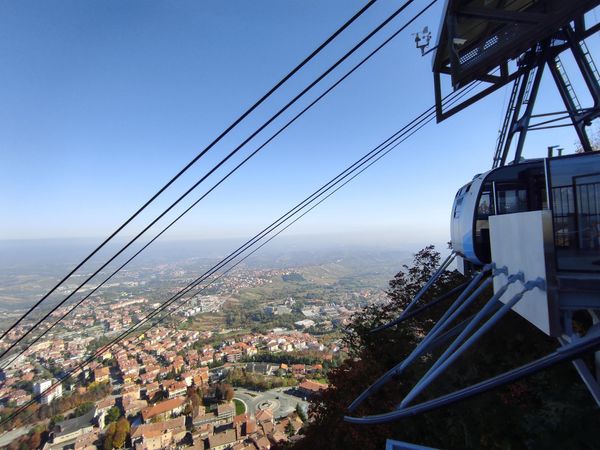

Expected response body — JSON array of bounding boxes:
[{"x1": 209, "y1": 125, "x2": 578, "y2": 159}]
[
  {"x1": 33, "y1": 379, "x2": 63, "y2": 405},
  {"x1": 294, "y1": 319, "x2": 315, "y2": 329}
]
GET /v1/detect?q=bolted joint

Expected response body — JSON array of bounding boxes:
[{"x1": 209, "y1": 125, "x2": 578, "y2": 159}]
[
  {"x1": 524, "y1": 277, "x2": 546, "y2": 292},
  {"x1": 492, "y1": 265, "x2": 508, "y2": 277}
]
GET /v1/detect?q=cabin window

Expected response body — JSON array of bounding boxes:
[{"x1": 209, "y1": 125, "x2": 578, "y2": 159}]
[
  {"x1": 474, "y1": 185, "x2": 494, "y2": 263},
  {"x1": 477, "y1": 192, "x2": 493, "y2": 216},
  {"x1": 496, "y1": 188, "x2": 528, "y2": 214},
  {"x1": 453, "y1": 197, "x2": 464, "y2": 218},
  {"x1": 549, "y1": 154, "x2": 600, "y2": 273},
  {"x1": 491, "y1": 164, "x2": 546, "y2": 216}
]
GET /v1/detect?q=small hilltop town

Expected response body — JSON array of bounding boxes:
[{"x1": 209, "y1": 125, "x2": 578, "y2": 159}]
[{"x1": 0, "y1": 264, "x2": 390, "y2": 449}]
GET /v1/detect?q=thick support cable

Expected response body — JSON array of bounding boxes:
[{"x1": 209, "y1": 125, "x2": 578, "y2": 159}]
[
  {"x1": 0, "y1": 91, "x2": 436, "y2": 426},
  {"x1": 0, "y1": 0, "x2": 379, "y2": 343},
  {"x1": 0, "y1": 0, "x2": 423, "y2": 360},
  {"x1": 0, "y1": 60, "x2": 480, "y2": 426},
  {"x1": 347, "y1": 265, "x2": 493, "y2": 413},
  {"x1": 115, "y1": 82, "x2": 483, "y2": 350},
  {"x1": 1, "y1": 0, "x2": 441, "y2": 369},
  {"x1": 344, "y1": 326, "x2": 600, "y2": 425}
]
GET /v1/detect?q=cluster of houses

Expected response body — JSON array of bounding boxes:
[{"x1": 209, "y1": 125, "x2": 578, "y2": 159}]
[
  {"x1": 0, "y1": 376, "x2": 64, "y2": 408},
  {"x1": 0, "y1": 323, "x2": 336, "y2": 449},
  {"x1": 38, "y1": 389, "x2": 307, "y2": 449},
  {"x1": 0, "y1": 325, "x2": 337, "y2": 411},
  {"x1": 32, "y1": 360, "x2": 313, "y2": 450},
  {"x1": 129, "y1": 401, "x2": 305, "y2": 450}
]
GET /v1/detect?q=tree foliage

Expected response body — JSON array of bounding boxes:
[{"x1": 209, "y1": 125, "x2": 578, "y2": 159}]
[
  {"x1": 103, "y1": 418, "x2": 129, "y2": 450},
  {"x1": 5, "y1": 427, "x2": 45, "y2": 450},
  {"x1": 285, "y1": 421, "x2": 296, "y2": 437},
  {"x1": 106, "y1": 406, "x2": 121, "y2": 424},
  {"x1": 103, "y1": 422, "x2": 116, "y2": 450},
  {"x1": 226, "y1": 367, "x2": 297, "y2": 391},
  {"x1": 295, "y1": 403, "x2": 307, "y2": 423},
  {"x1": 294, "y1": 246, "x2": 600, "y2": 450},
  {"x1": 213, "y1": 383, "x2": 234, "y2": 402},
  {"x1": 112, "y1": 417, "x2": 130, "y2": 449},
  {"x1": 73, "y1": 401, "x2": 94, "y2": 418},
  {"x1": 190, "y1": 391, "x2": 202, "y2": 414}
]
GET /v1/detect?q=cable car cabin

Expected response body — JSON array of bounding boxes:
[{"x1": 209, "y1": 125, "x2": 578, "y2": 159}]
[{"x1": 451, "y1": 152, "x2": 600, "y2": 281}]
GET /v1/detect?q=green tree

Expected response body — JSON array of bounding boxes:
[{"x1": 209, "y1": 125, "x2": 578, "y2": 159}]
[
  {"x1": 73, "y1": 401, "x2": 94, "y2": 418},
  {"x1": 223, "y1": 384, "x2": 234, "y2": 402},
  {"x1": 103, "y1": 422, "x2": 116, "y2": 450},
  {"x1": 29, "y1": 433, "x2": 42, "y2": 450},
  {"x1": 190, "y1": 392, "x2": 202, "y2": 412},
  {"x1": 285, "y1": 421, "x2": 296, "y2": 437},
  {"x1": 49, "y1": 414, "x2": 64, "y2": 429},
  {"x1": 106, "y1": 406, "x2": 120, "y2": 424},
  {"x1": 295, "y1": 403, "x2": 307, "y2": 423},
  {"x1": 112, "y1": 417, "x2": 130, "y2": 449}
]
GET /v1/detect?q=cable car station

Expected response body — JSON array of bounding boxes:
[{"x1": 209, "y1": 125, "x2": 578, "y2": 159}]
[{"x1": 346, "y1": 0, "x2": 600, "y2": 429}]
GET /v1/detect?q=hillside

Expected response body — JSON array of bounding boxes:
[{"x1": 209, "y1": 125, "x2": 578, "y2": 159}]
[{"x1": 292, "y1": 247, "x2": 600, "y2": 450}]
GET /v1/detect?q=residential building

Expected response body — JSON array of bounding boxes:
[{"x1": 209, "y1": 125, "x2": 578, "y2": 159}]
[
  {"x1": 141, "y1": 397, "x2": 186, "y2": 423},
  {"x1": 33, "y1": 379, "x2": 63, "y2": 405},
  {"x1": 297, "y1": 380, "x2": 328, "y2": 398},
  {"x1": 131, "y1": 416, "x2": 186, "y2": 450}
]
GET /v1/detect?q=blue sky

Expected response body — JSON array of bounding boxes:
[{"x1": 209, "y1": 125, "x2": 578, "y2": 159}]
[{"x1": 1, "y1": 0, "x2": 598, "y2": 251}]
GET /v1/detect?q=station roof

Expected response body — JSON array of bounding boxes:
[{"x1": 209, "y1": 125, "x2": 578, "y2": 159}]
[{"x1": 433, "y1": 0, "x2": 600, "y2": 87}]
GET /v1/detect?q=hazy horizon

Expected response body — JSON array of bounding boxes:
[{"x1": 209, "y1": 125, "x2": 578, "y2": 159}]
[
  {"x1": 0, "y1": 232, "x2": 447, "y2": 311},
  {"x1": 0, "y1": 232, "x2": 448, "y2": 270}
]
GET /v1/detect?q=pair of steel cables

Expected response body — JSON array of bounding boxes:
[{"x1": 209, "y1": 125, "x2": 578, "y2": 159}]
[{"x1": 0, "y1": 0, "x2": 463, "y2": 427}]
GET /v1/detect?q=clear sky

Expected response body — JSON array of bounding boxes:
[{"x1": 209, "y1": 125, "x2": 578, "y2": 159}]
[{"x1": 1, "y1": 1, "x2": 599, "y2": 251}]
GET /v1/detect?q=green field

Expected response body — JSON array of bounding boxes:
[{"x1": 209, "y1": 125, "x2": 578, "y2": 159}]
[{"x1": 233, "y1": 398, "x2": 246, "y2": 415}]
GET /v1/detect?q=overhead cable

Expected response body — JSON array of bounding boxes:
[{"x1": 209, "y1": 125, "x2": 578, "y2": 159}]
[
  {"x1": 1, "y1": 0, "x2": 422, "y2": 356},
  {"x1": 0, "y1": 77, "x2": 482, "y2": 427},
  {"x1": 1, "y1": 0, "x2": 435, "y2": 366},
  {"x1": 0, "y1": 0, "x2": 379, "y2": 344}
]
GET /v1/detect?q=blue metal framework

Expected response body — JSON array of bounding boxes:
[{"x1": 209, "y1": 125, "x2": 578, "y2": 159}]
[
  {"x1": 345, "y1": 259, "x2": 600, "y2": 425},
  {"x1": 346, "y1": 324, "x2": 600, "y2": 424},
  {"x1": 386, "y1": 439, "x2": 439, "y2": 450}
]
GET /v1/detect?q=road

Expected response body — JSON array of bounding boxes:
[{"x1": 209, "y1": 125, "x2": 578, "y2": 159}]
[
  {"x1": 233, "y1": 387, "x2": 308, "y2": 420},
  {"x1": 0, "y1": 424, "x2": 33, "y2": 447}
]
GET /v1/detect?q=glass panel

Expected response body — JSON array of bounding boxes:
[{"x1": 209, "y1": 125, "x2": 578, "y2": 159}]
[
  {"x1": 496, "y1": 189, "x2": 528, "y2": 214},
  {"x1": 477, "y1": 192, "x2": 493, "y2": 216},
  {"x1": 453, "y1": 197, "x2": 463, "y2": 218},
  {"x1": 474, "y1": 186, "x2": 493, "y2": 263},
  {"x1": 490, "y1": 163, "x2": 546, "y2": 215},
  {"x1": 549, "y1": 154, "x2": 600, "y2": 272}
]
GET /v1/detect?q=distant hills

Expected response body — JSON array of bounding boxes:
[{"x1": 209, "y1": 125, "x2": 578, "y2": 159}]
[{"x1": 0, "y1": 236, "x2": 422, "y2": 311}]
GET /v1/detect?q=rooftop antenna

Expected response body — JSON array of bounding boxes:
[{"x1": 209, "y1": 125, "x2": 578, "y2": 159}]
[
  {"x1": 547, "y1": 145, "x2": 563, "y2": 157},
  {"x1": 413, "y1": 26, "x2": 432, "y2": 56}
]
